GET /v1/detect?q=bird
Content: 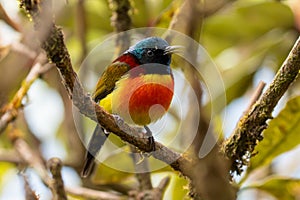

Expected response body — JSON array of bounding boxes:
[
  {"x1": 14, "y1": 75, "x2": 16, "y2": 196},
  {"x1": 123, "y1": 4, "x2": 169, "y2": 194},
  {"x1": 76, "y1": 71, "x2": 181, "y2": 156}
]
[{"x1": 81, "y1": 37, "x2": 179, "y2": 177}]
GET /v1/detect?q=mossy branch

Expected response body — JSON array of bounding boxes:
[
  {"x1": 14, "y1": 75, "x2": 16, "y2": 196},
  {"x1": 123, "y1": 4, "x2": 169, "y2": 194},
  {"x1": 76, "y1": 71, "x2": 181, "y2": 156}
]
[{"x1": 223, "y1": 36, "x2": 300, "y2": 175}]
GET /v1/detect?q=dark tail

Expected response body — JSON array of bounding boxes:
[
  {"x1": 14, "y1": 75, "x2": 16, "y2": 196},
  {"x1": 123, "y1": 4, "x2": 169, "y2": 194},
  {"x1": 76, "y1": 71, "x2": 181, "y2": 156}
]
[{"x1": 81, "y1": 125, "x2": 109, "y2": 178}]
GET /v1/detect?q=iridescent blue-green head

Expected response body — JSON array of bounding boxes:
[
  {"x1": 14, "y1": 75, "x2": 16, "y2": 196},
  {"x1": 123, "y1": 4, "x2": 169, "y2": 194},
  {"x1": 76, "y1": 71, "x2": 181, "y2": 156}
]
[{"x1": 127, "y1": 37, "x2": 177, "y2": 66}]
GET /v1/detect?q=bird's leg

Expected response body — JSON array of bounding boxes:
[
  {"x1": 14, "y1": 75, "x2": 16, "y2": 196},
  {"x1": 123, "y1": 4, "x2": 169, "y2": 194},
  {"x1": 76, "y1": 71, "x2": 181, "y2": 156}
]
[{"x1": 144, "y1": 125, "x2": 155, "y2": 151}]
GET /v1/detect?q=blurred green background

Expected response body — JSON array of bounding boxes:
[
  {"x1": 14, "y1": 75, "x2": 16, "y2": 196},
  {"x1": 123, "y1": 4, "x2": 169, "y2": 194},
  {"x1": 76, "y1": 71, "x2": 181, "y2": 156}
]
[{"x1": 0, "y1": 0, "x2": 300, "y2": 199}]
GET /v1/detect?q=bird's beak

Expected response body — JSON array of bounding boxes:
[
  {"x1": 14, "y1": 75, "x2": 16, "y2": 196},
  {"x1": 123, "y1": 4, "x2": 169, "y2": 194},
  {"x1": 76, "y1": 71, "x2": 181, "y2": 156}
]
[{"x1": 164, "y1": 45, "x2": 183, "y2": 55}]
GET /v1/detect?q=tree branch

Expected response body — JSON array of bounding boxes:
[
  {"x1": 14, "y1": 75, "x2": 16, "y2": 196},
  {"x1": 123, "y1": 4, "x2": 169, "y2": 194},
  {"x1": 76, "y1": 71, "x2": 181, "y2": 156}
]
[
  {"x1": 129, "y1": 176, "x2": 171, "y2": 200},
  {"x1": 166, "y1": 0, "x2": 236, "y2": 199},
  {"x1": 47, "y1": 158, "x2": 67, "y2": 200},
  {"x1": 0, "y1": 60, "x2": 53, "y2": 133},
  {"x1": 130, "y1": 146, "x2": 153, "y2": 191},
  {"x1": 0, "y1": 149, "x2": 24, "y2": 164},
  {"x1": 223, "y1": 36, "x2": 300, "y2": 175},
  {"x1": 22, "y1": 174, "x2": 39, "y2": 200},
  {"x1": 242, "y1": 81, "x2": 266, "y2": 117},
  {"x1": 76, "y1": 0, "x2": 88, "y2": 63},
  {"x1": 66, "y1": 186, "x2": 122, "y2": 200},
  {"x1": 11, "y1": 129, "x2": 123, "y2": 200},
  {"x1": 0, "y1": 3, "x2": 21, "y2": 32},
  {"x1": 108, "y1": 0, "x2": 132, "y2": 55}
]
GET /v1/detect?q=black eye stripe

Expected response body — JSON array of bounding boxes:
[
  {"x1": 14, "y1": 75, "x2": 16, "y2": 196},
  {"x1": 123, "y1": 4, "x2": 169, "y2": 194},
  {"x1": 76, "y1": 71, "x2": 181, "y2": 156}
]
[
  {"x1": 136, "y1": 48, "x2": 171, "y2": 66},
  {"x1": 144, "y1": 48, "x2": 165, "y2": 56}
]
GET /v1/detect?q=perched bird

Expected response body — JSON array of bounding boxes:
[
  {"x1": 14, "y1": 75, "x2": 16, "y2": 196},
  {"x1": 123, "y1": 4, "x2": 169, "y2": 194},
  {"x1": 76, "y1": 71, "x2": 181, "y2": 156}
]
[{"x1": 81, "y1": 37, "x2": 178, "y2": 177}]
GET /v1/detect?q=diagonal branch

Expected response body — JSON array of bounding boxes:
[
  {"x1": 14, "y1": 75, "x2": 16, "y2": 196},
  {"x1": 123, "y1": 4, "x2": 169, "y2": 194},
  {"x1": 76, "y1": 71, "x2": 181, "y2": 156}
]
[
  {"x1": 22, "y1": 173, "x2": 39, "y2": 200},
  {"x1": 223, "y1": 36, "x2": 300, "y2": 175},
  {"x1": 0, "y1": 60, "x2": 53, "y2": 133}
]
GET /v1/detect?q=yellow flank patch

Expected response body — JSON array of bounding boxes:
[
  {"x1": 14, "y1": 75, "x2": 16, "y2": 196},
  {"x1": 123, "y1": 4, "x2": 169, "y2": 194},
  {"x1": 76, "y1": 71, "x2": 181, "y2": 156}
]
[{"x1": 99, "y1": 93, "x2": 113, "y2": 114}]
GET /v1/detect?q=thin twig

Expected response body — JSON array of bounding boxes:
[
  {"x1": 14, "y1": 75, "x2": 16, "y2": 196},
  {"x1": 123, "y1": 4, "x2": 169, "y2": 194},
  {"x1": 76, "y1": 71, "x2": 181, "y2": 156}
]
[
  {"x1": 76, "y1": 0, "x2": 87, "y2": 63},
  {"x1": 166, "y1": 0, "x2": 236, "y2": 199},
  {"x1": 12, "y1": 131, "x2": 123, "y2": 200},
  {"x1": 129, "y1": 176, "x2": 171, "y2": 199},
  {"x1": 14, "y1": 138, "x2": 51, "y2": 185},
  {"x1": 66, "y1": 186, "x2": 122, "y2": 200},
  {"x1": 157, "y1": 176, "x2": 170, "y2": 192},
  {"x1": 22, "y1": 173, "x2": 39, "y2": 200},
  {"x1": 0, "y1": 149, "x2": 24, "y2": 164},
  {"x1": 130, "y1": 146, "x2": 153, "y2": 191},
  {"x1": 243, "y1": 81, "x2": 266, "y2": 116},
  {"x1": 47, "y1": 158, "x2": 67, "y2": 200},
  {"x1": 11, "y1": 42, "x2": 37, "y2": 60},
  {"x1": 0, "y1": 3, "x2": 21, "y2": 32},
  {"x1": 223, "y1": 36, "x2": 300, "y2": 175},
  {"x1": 0, "y1": 61, "x2": 53, "y2": 133}
]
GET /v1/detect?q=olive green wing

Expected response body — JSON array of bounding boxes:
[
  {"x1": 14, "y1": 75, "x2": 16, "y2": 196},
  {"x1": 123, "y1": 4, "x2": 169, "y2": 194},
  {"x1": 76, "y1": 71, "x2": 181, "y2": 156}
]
[{"x1": 92, "y1": 62, "x2": 131, "y2": 102}]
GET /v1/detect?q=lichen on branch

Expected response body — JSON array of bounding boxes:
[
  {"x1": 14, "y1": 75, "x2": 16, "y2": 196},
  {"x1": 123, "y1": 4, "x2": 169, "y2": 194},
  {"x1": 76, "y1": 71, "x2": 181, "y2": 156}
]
[{"x1": 223, "y1": 36, "x2": 300, "y2": 175}]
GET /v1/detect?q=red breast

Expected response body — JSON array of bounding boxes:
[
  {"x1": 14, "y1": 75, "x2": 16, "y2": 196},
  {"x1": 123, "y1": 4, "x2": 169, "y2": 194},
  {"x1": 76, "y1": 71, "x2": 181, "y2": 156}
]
[{"x1": 111, "y1": 74, "x2": 174, "y2": 125}]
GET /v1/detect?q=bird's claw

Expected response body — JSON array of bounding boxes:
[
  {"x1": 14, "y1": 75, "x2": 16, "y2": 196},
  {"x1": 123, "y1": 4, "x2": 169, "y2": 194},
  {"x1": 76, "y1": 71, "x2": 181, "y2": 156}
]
[{"x1": 148, "y1": 136, "x2": 156, "y2": 152}]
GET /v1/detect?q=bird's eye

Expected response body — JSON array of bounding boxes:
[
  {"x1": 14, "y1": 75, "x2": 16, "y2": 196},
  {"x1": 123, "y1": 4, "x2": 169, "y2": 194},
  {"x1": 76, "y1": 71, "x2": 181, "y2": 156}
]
[{"x1": 146, "y1": 50, "x2": 154, "y2": 57}]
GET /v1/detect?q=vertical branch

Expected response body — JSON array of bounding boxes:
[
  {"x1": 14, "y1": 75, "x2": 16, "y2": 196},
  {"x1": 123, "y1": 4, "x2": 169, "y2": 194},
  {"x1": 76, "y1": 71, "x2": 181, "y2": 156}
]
[
  {"x1": 76, "y1": 0, "x2": 88, "y2": 63},
  {"x1": 47, "y1": 158, "x2": 67, "y2": 200},
  {"x1": 181, "y1": 0, "x2": 204, "y2": 154},
  {"x1": 129, "y1": 175, "x2": 171, "y2": 199},
  {"x1": 108, "y1": 0, "x2": 132, "y2": 55},
  {"x1": 167, "y1": 0, "x2": 236, "y2": 199},
  {"x1": 130, "y1": 146, "x2": 153, "y2": 191}
]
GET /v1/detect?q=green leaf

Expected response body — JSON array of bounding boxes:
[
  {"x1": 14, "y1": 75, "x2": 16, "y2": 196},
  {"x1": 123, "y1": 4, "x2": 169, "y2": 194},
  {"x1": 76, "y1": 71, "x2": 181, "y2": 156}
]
[
  {"x1": 202, "y1": 1, "x2": 294, "y2": 56},
  {"x1": 245, "y1": 176, "x2": 300, "y2": 200},
  {"x1": 248, "y1": 96, "x2": 300, "y2": 172}
]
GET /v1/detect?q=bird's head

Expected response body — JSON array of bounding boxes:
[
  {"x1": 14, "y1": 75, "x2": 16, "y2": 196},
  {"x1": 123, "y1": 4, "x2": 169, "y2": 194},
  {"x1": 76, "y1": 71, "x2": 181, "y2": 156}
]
[{"x1": 127, "y1": 37, "x2": 180, "y2": 66}]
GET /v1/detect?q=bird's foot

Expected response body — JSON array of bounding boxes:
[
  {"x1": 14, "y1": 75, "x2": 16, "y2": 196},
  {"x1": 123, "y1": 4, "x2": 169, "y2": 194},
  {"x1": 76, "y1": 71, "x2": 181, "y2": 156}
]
[{"x1": 144, "y1": 126, "x2": 156, "y2": 151}]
